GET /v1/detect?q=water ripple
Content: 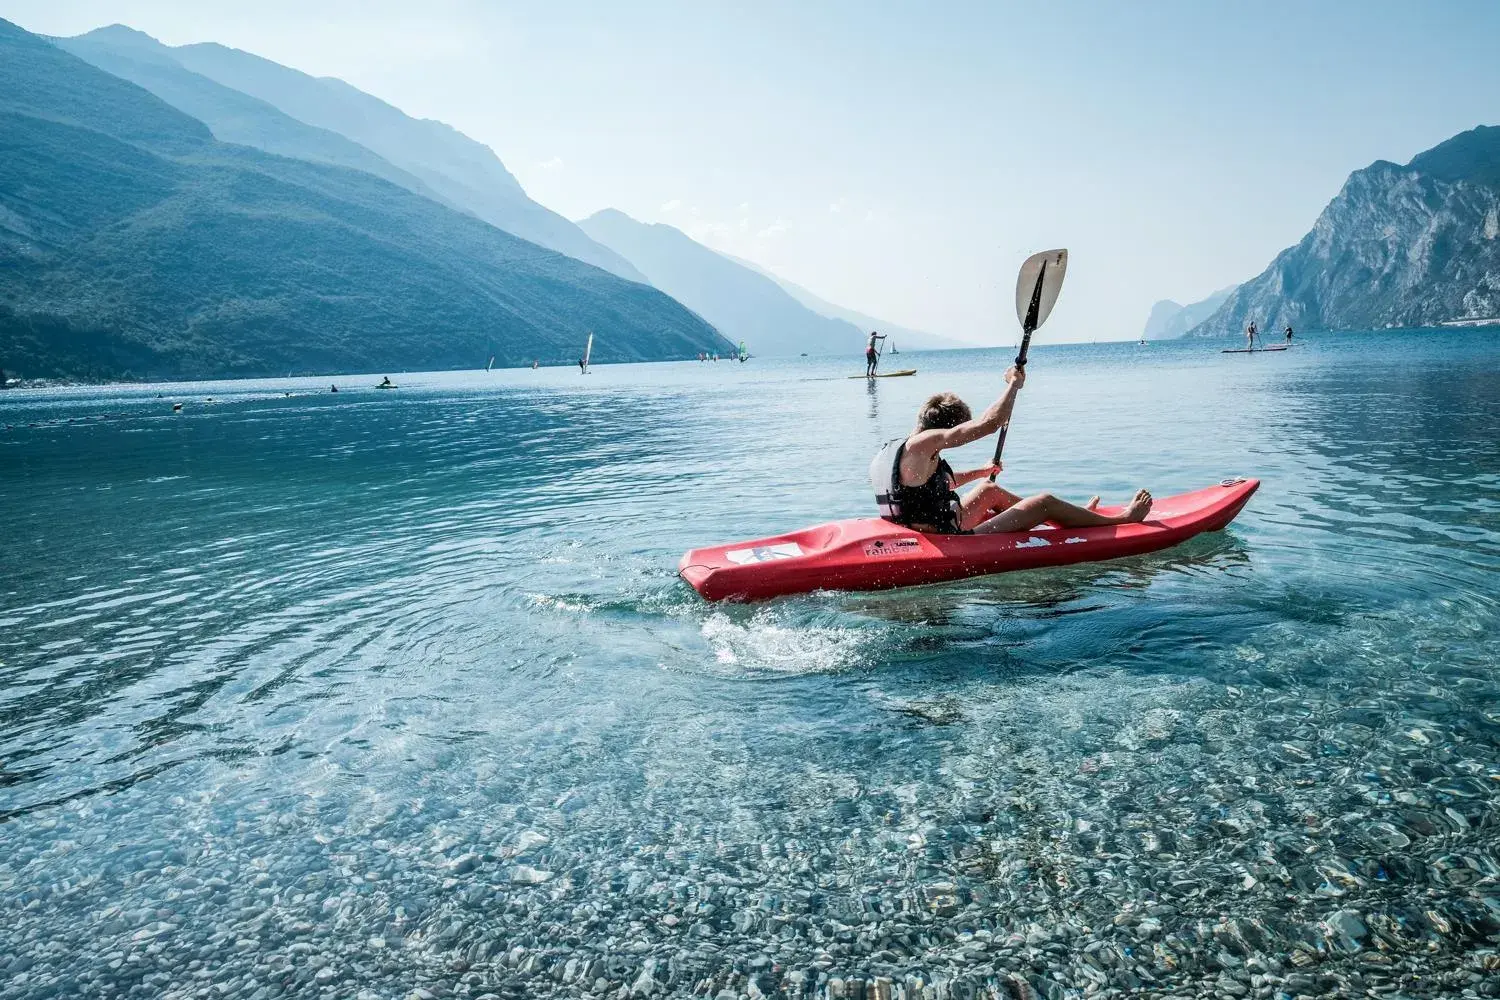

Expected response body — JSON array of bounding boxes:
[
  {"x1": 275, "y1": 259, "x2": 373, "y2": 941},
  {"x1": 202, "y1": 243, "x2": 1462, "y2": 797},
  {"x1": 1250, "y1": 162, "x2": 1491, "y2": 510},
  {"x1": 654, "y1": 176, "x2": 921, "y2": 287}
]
[{"x1": 1, "y1": 332, "x2": 1498, "y2": 996}]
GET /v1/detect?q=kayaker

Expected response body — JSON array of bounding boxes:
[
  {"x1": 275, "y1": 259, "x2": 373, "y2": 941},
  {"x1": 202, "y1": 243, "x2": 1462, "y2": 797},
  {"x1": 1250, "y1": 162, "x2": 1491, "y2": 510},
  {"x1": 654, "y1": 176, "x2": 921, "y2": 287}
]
[
  {"x1": 870, "y1": 367, "x2": 1153, "y2": 534},
  {"x1": 865, "y1": 330, "x2": 887, "y2": 377}
]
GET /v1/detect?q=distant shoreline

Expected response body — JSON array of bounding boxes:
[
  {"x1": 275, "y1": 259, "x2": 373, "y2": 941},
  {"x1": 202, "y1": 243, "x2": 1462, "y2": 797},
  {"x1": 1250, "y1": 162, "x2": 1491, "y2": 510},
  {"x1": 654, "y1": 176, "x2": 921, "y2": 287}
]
[{"x1": 5, "y1": 326, "x2": 1495, "y2": 391}]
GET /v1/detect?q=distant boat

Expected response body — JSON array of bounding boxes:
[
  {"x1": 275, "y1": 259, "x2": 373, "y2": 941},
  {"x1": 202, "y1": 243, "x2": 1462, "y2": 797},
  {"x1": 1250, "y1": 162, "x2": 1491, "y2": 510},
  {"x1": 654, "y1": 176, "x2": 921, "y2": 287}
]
[
  {"x1": 738, "y1": 340, "x2": 748, "y2": 362},
  {"x1": 889, "y1": 340, "x2": 898, "y2": 355}
]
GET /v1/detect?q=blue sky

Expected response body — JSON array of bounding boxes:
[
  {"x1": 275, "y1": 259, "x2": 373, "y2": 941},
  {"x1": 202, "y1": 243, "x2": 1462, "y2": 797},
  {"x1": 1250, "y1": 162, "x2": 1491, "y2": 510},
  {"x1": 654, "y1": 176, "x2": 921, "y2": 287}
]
[{"x1": 7, "y1": 0, "x2": 1500, "y2": 342}]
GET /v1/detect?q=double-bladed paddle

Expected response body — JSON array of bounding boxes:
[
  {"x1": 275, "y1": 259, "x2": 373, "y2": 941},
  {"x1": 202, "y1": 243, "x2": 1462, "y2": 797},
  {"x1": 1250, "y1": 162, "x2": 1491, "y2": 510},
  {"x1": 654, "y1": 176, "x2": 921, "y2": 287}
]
[{"x1": 989, "y1": 248, "x2": 1068, "y2": 481}]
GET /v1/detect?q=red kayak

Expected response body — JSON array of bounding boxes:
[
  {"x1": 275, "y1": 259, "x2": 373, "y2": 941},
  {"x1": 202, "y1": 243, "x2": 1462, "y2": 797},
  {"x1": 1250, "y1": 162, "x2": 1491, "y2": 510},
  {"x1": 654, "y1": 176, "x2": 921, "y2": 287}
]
[{"x1": 680, "y1": 478, "x2": 1259, "y2": 602}]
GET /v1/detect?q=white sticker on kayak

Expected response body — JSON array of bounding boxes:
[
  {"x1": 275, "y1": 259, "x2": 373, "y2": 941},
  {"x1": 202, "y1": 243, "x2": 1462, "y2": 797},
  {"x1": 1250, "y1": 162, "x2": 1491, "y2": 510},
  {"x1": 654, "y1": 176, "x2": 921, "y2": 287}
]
[
  {"x1": 725, "y1": 542, "x2": 804, "y2": 565},
  {"x1": 863, "y1": 537, "x2": 922, "y2": 558},
  {"x1": 1015, "y1": 536, "x2": 1050, "y2": 549},
  {"x1": 1064, "y1": 537, "x2": 1087, "y2": 544}
]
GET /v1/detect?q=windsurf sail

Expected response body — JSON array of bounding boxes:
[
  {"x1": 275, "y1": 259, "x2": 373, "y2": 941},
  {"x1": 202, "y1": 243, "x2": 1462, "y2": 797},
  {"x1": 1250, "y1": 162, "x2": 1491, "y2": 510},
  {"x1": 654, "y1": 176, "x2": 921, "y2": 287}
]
[
  {"x1": 583, "y1": 332, "x2": 593, "y2": 373},
  {"x1": 486, "y1": 355, "x2": 495, "y2": 372}
]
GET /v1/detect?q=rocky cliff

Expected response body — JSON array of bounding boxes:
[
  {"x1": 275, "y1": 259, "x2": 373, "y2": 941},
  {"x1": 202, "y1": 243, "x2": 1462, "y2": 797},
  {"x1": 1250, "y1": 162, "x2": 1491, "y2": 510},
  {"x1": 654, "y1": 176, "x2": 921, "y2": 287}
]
[{"x1": 1189, "y1": 126, "x2": 1500, "y2": 336}]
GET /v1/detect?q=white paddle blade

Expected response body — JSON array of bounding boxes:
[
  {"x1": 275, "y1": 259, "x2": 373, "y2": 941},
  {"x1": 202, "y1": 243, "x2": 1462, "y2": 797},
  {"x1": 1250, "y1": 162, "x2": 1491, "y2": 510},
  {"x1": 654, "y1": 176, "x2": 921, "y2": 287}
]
[{"x1": 1015, "y1": 248, "x2": 1068, "y2": 332}]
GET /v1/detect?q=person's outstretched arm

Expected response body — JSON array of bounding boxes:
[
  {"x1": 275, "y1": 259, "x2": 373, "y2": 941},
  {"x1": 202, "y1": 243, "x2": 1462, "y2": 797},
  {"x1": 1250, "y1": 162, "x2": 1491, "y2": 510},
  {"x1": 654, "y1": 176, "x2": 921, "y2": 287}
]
[{"x1": 905, "y1": 367, "x2": 1026, "y2": 465}]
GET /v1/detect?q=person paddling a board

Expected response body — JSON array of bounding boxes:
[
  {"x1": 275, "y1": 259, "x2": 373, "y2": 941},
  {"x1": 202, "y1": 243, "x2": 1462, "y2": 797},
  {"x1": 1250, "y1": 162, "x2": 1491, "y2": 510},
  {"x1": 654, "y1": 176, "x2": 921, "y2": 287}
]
[
  {"x1": 1284, "y1": 324, "x2": 1294, "y2": 344},
  {"x1": 1245, "y1": 320, "x2": 1258, "y2": 351},
  {"x1": 865, "y1": 330, "x2": 887, "y2": 377},
  {"x1": 870, "y1": 367, "x2": 1153, "y2": 534}
]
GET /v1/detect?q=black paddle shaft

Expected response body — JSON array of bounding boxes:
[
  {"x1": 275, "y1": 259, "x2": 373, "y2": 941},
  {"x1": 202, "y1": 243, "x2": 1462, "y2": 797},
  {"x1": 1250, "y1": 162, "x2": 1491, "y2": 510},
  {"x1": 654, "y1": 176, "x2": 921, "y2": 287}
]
[{"x1": 987, "y1": 260, "x2": 1049, "y2": 481}]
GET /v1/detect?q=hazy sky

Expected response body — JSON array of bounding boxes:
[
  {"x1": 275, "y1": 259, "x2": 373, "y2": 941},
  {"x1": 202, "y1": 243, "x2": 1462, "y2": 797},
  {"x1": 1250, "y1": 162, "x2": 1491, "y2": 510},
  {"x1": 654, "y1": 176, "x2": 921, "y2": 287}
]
[{"x1": 7, "y1": 1, "x2": 1500, "y2": 343}]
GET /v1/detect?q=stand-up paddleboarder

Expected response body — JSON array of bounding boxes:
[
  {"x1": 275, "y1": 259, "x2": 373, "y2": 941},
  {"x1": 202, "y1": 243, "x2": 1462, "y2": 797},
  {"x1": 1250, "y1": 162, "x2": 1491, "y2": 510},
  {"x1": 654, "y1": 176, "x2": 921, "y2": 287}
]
[
  {"x1": 865, "y1": 330, "x2": 887, "y2": 377},
  {"x1": 1245, "y1": 321, "x2": 1258, "y2": 351}
]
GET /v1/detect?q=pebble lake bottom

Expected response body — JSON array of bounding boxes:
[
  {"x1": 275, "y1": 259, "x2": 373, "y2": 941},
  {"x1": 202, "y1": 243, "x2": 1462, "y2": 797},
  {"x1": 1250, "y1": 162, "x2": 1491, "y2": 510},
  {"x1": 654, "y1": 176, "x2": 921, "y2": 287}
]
[{"x1": 0, "y1": 330, "x2": 1496, "y2": 1000}]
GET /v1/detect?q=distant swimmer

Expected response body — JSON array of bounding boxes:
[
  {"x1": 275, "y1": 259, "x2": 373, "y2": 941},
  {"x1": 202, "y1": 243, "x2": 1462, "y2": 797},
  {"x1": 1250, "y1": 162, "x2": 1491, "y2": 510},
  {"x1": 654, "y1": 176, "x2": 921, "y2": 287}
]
[
  {"x1": 865, "y1": 330, "x2": 888, "y2": 377},
  {"x1": 172, "y1": 402, "x2": 183, "y2": 412},
  {"x1": 1284, "y1": 324, "x2": 1294, "y2": 344},
  {"x1": 330, "y1": 384, "x2": 338, "y2": 393}
]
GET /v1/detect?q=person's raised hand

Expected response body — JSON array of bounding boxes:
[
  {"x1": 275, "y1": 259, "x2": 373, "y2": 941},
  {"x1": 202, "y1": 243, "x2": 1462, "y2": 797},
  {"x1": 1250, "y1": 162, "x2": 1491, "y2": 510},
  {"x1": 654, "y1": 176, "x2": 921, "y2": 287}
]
[{"x1": 1005, "y1": 366, "x2": 1026, "y2": 388}]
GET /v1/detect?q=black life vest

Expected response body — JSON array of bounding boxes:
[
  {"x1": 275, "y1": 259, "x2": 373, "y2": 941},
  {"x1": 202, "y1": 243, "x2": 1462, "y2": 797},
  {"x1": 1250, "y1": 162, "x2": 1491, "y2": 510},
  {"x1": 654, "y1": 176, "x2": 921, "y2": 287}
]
[{"x1": 869, "y1": 438, "x2": 961, "y2": 532}]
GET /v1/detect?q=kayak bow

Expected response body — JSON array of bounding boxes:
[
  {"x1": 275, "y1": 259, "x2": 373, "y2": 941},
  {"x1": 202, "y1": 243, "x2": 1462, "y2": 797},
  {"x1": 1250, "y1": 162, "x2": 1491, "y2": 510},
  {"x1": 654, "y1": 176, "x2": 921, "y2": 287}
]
[{"x1": 679, "y1": 478, "x2": 1258, "y2": 601}]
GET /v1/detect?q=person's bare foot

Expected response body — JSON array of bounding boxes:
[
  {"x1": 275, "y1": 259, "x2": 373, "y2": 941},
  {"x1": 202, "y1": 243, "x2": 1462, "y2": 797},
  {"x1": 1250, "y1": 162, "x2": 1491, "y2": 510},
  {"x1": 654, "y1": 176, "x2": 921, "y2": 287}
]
[
  {"x1": 1121, "y1": 489, "x2": 1153, "y2": 523},
  {"x1": 1086, "y1": 495, "x2": 1101, "y2": 511}
]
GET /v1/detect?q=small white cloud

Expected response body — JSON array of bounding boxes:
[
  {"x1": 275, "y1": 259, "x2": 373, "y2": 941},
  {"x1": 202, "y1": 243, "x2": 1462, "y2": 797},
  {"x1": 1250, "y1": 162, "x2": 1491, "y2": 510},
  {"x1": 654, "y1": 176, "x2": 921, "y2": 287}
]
[
  {"x1": 536, "y1": 156, "x2": 564, "y2": 171},
  {"x1": 757, "y1": 218, "x2": 791, "y2": 239},
  {"x1": 660, "y1": 199, "x2": 682, "y2": 213}
]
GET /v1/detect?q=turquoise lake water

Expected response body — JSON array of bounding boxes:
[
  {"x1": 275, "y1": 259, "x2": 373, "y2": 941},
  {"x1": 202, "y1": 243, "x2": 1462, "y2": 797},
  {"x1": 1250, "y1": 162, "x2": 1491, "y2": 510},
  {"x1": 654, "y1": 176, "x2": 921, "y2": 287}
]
[{"x1": 1, "y1": 330, "x2": 1497, "y2": 998}]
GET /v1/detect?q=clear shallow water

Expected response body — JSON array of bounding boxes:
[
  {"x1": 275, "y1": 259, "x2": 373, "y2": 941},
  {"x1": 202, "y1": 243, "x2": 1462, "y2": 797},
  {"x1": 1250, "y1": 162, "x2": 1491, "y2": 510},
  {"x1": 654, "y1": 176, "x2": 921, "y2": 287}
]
[{"x1": 0, "y1": 331, "x2": 1497, "y2": 999}]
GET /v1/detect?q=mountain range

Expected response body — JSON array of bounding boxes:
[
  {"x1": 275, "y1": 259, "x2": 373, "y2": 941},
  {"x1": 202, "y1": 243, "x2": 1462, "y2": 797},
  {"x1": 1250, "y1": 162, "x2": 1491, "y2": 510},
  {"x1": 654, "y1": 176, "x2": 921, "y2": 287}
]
[
  {"x1": 1141, "y1": 287, "x2": 1235, "y2": 340},
  {"x1": 578, "y1": 209, "x2": 869, "y2": 357},
  {"x1": 0, "y1": 18, "x2": 728, "y2": 380},
  {"x1": 721, "y1": 254, "x2": 970, "y2": 351},
  {"x1": 56, "y1": 25, "x2": 645, "y2": 285},
  {"x1": 1185, "y1": 126, "x2": 1500, "y2": 337}
]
